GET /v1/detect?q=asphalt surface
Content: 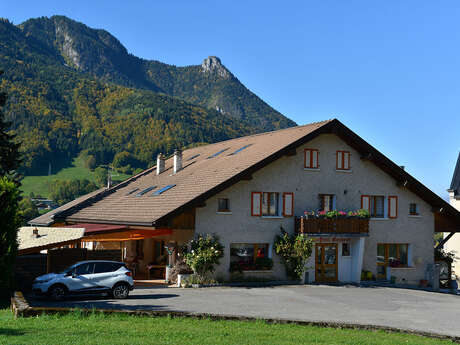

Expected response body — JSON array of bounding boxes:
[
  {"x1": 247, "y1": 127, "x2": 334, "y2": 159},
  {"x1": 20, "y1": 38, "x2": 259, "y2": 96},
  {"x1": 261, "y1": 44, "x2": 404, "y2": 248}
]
[{"x1": 27, "y1": 284, "x2": 460, "y2": 337}]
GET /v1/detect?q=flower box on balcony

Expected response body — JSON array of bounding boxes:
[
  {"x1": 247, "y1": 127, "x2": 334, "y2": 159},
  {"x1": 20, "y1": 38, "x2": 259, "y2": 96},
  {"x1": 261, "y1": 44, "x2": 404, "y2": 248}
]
[{"x1": 295, "y1": 217, "x2": 369, "y2": 234}]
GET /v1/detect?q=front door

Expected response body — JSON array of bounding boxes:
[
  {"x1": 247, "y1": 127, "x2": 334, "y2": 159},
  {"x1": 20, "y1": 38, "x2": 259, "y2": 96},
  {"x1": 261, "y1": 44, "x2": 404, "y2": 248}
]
[{"x1": 315, "y1": 243, "x2": 338, "y2": 282}]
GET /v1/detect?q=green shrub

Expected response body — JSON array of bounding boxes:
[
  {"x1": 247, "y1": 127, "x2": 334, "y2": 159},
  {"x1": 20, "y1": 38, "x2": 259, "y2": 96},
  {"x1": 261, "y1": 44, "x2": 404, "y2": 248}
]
[
  {"x1": 0, "y1": 177, "x2": 21, "y2": 298},
  {"x1": 274, "y1": 227, "x2": 313, "y2": 280},
  {"x1": 181, "y1": 234, "x2": 224, "y2": 279}
]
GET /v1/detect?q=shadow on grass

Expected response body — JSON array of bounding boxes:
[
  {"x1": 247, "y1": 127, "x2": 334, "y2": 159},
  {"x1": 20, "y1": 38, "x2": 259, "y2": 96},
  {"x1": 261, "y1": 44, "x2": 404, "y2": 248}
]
[{"x1": 0, "y1": 328, "x2": 24, "y2": 336}]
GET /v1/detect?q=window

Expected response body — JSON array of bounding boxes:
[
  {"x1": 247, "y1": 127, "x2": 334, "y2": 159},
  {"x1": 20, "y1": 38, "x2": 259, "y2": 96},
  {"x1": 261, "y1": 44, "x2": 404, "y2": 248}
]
[
  {"x1": 230, "y1": 144, "x2": 252, "y2": 155},
  {"x1": 304, "y1": 149, "x2": 319, "y2": 169},
  {"x1": 208, "y1": 148, "x2": 229, "y2": 158},
  {"x1": 319, "y1": 194, "x2": 334, "y2": 212},
  {"x1": 153, "y1": 184, "x2": 176, "y2": 195},
  {"x1": 342, "y1": 243, "x2": 351, "y2": 256},
  {"x1": 218, "y1": 198, "x2": 230, "y2": 212},
  {"x1": 94, "y1": 262, "x2": 123, "y2": 274},
  {"x1": 409, "y1": 203, "x2": 419, "y2": 215},
  {"x1": 370, "y1": 196, "x2": 384, "y2": 218},
  {"x1": 74, "y1": 263, "x2": 95, "y2": 275},
  {"x1": 336, "y1": 151, "x2": 351, "y2": 170},
  {"x1": 377, "y1": 243, "x2": 409, "y2": 277},
  {"x1": 262, "y1": 192, "x2": 280, "y2": 216},
  {"x1": 230, "y1": 243, "x2": 270, "y2": 271},
  {"x1": 136, "y1": 186, "x2": 156, "y2": 197}
]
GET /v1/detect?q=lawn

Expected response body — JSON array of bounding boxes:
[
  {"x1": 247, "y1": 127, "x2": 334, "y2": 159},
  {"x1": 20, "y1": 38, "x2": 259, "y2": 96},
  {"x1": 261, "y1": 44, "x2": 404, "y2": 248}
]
[
  {"x1": 20, "y1": 155, "x2": 131, "y2": 198},
  {"x1": 0, "y1": 309, "x2": 455, "y2": 345}
]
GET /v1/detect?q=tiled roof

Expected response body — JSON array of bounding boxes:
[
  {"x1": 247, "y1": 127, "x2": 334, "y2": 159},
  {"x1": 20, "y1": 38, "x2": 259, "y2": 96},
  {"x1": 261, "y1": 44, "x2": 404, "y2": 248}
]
[
  {"x1": 18, "y1": 227, "x2": 85, "y2": 253},
  {"x1": 29, "y1": 188, "x2": 106, "y2": 226},
  {"x1": 450, "y1": 152, "x2": 460, "y2": 196},
  {"x1": 53, "y1": 120, "x2": 333, "y2": 226}
]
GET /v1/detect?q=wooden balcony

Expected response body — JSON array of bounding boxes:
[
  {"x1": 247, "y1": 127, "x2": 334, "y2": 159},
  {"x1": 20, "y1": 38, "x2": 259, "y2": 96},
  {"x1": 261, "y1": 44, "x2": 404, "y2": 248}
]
[{"x1": 295, "y1": 217, "x2": 369, "y2": 235}]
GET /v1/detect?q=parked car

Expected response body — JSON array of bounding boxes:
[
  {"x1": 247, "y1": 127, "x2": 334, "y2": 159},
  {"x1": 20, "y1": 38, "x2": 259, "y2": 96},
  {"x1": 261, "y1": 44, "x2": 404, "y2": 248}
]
[{"x1": 32, "y1": 260, "x2": 134, "y2": 300}]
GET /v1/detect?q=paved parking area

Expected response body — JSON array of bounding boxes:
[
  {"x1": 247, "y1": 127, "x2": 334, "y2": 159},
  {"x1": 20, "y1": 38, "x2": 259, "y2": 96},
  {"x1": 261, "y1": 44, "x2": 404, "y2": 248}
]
[{"x1": 27, "y1": 284, "x2": 460, "y2": 337}]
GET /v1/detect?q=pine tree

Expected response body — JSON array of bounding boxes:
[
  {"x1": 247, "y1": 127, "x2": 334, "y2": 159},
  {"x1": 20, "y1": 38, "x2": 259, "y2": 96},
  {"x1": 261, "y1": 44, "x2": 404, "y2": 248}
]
[{"x1": 0, "y1": 71, "x2": 21, "y2": 179}]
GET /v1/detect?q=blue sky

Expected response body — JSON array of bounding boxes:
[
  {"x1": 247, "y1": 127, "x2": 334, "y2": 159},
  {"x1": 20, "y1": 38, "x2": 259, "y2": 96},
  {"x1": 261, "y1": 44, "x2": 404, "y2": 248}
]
[{"x1": 2, "y1": 0, "x2": 459, "y2": 198}]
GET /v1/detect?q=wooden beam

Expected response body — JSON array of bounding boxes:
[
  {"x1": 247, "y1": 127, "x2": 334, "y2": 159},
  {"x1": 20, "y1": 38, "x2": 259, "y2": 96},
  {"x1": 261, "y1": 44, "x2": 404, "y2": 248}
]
[
  {"x1": 396, "y1": 180, "x2": 408, "y2": 188},
  {"x1": 284, "y1": 148, "x2": 297, "y2": 156},
  {"x1": 436, "y1": 232, "x2": 455, "y2": 249},
  {"x1": 241, "y1": 174, "x2": 253, "y2": 181},
  {"x1": 360, "y1": 153, "x2": 373, "y2": 160}
]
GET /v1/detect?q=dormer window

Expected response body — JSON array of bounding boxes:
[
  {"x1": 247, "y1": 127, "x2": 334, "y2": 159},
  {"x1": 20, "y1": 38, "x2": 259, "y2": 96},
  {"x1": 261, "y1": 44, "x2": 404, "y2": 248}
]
[
  {"x1": 304, "y1": 149, "x2": 319, "y2": 169},
  {"x1": 336, "y1": 151, "x2": 351, "y2": 170}
]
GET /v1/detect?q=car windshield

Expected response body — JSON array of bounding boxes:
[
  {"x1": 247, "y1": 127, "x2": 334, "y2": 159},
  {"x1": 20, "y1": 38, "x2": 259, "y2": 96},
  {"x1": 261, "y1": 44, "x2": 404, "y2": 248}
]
[{"x1": 59, "y1": 263, "x2": 78, "y2": 274}]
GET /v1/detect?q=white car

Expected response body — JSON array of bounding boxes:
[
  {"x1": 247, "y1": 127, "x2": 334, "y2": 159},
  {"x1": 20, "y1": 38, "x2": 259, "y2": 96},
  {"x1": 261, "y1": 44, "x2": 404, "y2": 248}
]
[{"x1": 32, "y1": 260, "x2": 134, "y2": 300}]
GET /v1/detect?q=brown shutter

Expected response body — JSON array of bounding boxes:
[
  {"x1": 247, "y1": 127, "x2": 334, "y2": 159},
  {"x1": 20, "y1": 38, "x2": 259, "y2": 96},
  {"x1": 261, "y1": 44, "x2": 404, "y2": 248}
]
[
  {"x1": 388, "y1": 196, "x2": 398, "y2": 219},
  {"x1": 251, "y1": 192, "x2": 262, "y2": 216},
  {"x1": 361, "y1": 195, "x2": 371, "y2": 212},
  {"x1": 283, "y1": 192, "x2": 294, "y2": 217}
]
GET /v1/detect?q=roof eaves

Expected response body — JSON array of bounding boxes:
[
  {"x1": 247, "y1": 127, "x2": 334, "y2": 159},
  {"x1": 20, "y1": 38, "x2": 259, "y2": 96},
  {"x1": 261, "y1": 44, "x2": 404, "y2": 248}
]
[{"x1": 153, "y1": 120, "x2": 335, "y2": 226}]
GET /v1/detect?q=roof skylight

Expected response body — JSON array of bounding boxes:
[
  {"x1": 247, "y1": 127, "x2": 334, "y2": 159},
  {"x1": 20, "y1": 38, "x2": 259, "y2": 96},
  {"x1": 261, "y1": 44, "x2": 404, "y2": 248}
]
[
  {"x1": 152, "y1": 184, "x2": 176, "y2": 196},
  {"x1": 187, "y1": 154, "x2": 200, "y2": 161},
  {"x1": 230, "y1": 144, "x2": 252, "y2": 155},
  {"x1": 207, "y1": 148, "x2": 229, "y2": 159},
  {"x1": 135, "y1": 186, "x2": 157, "y2": 197},
  {"x1": 126, "y1": 188, "x2": 139, "y2": 196}
]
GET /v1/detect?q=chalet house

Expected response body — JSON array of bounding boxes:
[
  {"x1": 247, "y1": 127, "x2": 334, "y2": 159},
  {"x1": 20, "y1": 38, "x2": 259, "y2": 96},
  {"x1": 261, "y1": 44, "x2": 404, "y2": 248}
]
[
  {"x1": 445, "y1": 153, "x2": 460, "y2": 274},
  {"x1": 29, "y1": 119, "x2": 460, "y2": 284}
]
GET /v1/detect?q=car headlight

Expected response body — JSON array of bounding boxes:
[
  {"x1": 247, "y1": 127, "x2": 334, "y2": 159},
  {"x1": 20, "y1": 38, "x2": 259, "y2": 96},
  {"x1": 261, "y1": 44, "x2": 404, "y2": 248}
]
[{"x1": 35, "y1": 279, "x2": 51, "y2": 284}]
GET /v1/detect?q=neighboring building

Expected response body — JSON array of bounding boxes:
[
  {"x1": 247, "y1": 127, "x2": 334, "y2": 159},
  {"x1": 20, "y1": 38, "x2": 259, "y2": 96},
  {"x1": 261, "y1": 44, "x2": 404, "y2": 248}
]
[
  {"x1": 445, "y1": 153, "x2": 460, "y2": 274},
  {"x1": 29, "y1": 119, "x2": 460, "y2": 284}
]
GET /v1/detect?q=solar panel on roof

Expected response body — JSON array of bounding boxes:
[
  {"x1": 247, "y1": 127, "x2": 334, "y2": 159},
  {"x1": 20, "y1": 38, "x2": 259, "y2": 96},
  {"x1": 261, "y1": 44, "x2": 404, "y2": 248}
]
[
  {"x1": 152, "y1": 184, "x2": 176, "y2": 196},
  {"x1": 126, "y1": 188, "x2": 139, "y2": 196},
  {"x1": 230, "y1": 144, "x2": 252, "y2": 155},
  {"x1": 135, "y1": 186, "x2": 156, "y2": 197},
  {"x1": 187, "y1": 154, "x2": 200, "y2": 161},
  {"x1": 207, "y1": 148, "x2": 228, "y2": 159}
]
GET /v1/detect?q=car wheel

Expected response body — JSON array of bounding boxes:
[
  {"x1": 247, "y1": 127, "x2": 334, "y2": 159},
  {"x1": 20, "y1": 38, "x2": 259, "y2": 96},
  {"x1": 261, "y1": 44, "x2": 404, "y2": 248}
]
[
  {"x1": 48, "y1": 284, "x2": 67, "y2": 301},
  {"x1": 111, "y1": 283, "x2": 130, "y2": 299}
]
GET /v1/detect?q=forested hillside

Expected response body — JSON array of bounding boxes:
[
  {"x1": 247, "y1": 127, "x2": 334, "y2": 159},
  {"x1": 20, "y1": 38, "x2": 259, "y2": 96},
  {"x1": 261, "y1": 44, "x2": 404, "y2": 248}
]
[{"x1": 0, "y1": 16, "x2": 295, "y2": 176}]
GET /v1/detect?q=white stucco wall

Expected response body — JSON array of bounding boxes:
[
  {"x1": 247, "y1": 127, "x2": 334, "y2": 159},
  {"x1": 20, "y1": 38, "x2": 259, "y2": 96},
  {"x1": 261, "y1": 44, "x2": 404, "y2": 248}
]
[
  {"x1": 195, "y1": 134, "x2": 434, "y2": 284},
  {"x1": 445, "y1": 191, "x2": 460, "y2": 274}
]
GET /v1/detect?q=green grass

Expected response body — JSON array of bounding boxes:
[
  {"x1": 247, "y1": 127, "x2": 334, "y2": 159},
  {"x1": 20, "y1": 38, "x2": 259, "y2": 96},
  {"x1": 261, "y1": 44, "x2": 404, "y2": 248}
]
[
  {"x1": 0, "y1": 309, "x2": 454, "y2": 345},
  {"x1": 20, "y1": 156, "x2": 131, "y2": 198}
]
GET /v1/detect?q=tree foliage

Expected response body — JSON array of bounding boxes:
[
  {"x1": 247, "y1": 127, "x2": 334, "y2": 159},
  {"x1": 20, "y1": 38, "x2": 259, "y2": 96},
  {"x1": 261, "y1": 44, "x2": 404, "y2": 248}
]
[
  {"x1": 274, "y1": 227, "x2": 313, "y2": 280},
  {"x1": 0, "y1": 17, "x2": 296, "y2": 177},
  {"x1": 94, "y1": 166, "x2": 108, "y2": 187},
  {"x1": 18, "y1": 197, "x2": 39, "y2": 225},
  {"x1": 0, "y1": 176, "x2": 21, "y2": 297},
  {"x1": 49, "y1": 179, "x2": 98, "y2": 205}
]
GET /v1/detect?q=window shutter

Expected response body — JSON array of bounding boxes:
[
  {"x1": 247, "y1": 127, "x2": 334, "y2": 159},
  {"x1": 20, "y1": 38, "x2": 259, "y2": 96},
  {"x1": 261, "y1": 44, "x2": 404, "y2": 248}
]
[
  {"x1": 388, "y1": 196, "x2": 398, "y2": 219},
  {"x1": 283, "y1": 192, "x2": 294, "y2": 217},
  {"x1": 251, "y1": 192, "x2": 262, "y2": 216},
  {"x1": 361, "y1": 195, "x2": 370, "y2": 212},
  {"x1": 312, "y1": 150, "x2": 318, "y2": 168},
  {"x1": 344, "y1": 152, "x2": 350, "y2": 170},
  {"x1": 337, "y1": 151, "x2": 343, "y2": 169}
]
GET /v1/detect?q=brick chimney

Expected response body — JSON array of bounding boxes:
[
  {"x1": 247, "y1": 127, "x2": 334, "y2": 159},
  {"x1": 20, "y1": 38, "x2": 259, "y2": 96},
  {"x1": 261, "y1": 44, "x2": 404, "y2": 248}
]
[
  {"x1": 173, "y1": 149, "x2": 182, "y2": 174},
  {"x1": 157, "y1": 153, "x2": 165, "y2": 175}
]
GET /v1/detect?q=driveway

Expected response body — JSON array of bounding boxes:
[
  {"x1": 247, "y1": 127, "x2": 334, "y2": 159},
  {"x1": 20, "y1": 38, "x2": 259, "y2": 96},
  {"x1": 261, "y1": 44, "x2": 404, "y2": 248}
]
[{"x1": 27, "y1": 284, "x2": 460, "y2": 337}]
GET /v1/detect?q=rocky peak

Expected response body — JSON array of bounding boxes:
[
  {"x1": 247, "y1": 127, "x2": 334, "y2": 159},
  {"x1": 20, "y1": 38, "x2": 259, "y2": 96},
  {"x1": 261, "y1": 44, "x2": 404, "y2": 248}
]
[{"x1": 201, "y1": 56, "x2": 230, "y2": 79}]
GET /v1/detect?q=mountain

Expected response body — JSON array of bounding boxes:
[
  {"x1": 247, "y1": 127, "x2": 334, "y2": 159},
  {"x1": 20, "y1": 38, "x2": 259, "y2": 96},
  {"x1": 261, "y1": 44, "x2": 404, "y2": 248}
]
[{"x1": 0, "y1": 16, "x2": 295, "y2": 174}]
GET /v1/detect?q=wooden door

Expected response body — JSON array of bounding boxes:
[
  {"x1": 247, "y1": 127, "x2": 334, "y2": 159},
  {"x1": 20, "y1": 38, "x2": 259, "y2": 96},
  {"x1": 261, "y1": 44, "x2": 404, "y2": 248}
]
[{"x1": 315, "y1": 243, "x2": 338, "y2": 282}]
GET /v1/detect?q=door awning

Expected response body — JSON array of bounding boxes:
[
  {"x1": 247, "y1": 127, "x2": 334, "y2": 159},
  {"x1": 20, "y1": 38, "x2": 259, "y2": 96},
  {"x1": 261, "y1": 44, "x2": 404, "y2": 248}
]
[{"x1": 81, "y1": 229, "x2": 173, "y2": 242}]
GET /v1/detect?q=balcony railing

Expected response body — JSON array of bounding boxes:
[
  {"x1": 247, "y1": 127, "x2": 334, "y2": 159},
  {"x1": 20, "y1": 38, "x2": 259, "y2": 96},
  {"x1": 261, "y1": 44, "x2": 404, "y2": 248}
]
[{"x1": 295, "y1": 217, "x2": 369, "y2": 235}]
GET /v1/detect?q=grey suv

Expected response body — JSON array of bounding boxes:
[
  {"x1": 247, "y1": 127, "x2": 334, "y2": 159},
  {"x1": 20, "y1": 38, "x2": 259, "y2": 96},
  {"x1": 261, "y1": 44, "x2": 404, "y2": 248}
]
[{"x1": 32, "y1": 260, "x2": 134, "y2": 300}]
